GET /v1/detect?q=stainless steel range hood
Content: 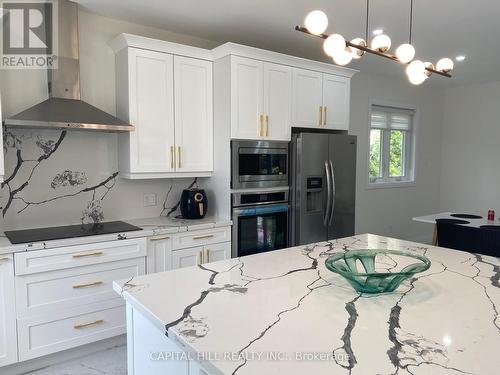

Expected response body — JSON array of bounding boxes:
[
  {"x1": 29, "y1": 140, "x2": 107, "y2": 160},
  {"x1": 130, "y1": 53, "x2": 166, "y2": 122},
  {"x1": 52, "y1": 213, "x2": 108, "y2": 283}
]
[{"x1": 4, "y1": 0, "x2": 134, "y2": 132}]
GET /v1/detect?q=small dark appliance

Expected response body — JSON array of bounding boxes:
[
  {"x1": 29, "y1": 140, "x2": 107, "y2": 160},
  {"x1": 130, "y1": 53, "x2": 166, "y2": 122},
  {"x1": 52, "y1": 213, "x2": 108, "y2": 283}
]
[{"x1": 180, "y1": 188, "x2": 208, "y2": 219}]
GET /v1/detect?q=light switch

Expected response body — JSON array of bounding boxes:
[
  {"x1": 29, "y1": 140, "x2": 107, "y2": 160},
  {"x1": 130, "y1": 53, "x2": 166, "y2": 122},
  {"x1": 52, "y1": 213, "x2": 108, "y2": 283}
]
[{"x1": 143, "y1": 193, "x2": 157, "y2": 207}]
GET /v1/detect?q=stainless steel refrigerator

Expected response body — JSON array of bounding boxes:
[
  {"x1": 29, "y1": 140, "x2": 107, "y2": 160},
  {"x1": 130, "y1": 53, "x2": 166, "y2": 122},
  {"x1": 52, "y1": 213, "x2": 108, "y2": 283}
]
[{"x1": 290, "y1": 132, "x2": 356, "y2": 246}]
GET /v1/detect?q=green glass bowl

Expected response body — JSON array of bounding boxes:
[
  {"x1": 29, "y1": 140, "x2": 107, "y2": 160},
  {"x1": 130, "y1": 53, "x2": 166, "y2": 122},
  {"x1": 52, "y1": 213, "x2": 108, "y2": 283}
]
[{"x1": 325, "y1": 249, "x2": 431, "y2": 294}]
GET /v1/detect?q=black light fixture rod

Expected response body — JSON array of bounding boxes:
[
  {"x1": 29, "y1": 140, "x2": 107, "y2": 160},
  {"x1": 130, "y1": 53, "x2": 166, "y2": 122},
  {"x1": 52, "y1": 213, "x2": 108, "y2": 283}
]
[
  {"x1": 365, "y1": 0, "x2": 370, "y2": 42},
  {"x1": 409, "y1": 0, "x2": 413, "y2": 44},
  {"x1": 294, "y1": 26, "x2": 451, "y2": 78}
]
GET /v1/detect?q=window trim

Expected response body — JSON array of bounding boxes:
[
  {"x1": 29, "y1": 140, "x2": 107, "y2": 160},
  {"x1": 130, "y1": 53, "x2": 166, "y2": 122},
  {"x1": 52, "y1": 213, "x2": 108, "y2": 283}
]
[{"x1": 366, "y1": 99, "x2": 418, "y2": 189}]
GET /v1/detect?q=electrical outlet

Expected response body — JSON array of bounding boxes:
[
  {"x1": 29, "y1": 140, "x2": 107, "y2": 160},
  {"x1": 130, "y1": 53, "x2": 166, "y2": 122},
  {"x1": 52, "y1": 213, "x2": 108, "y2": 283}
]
[{"x1": 143, "y1": 193, "x2": 157, "y2": 207}]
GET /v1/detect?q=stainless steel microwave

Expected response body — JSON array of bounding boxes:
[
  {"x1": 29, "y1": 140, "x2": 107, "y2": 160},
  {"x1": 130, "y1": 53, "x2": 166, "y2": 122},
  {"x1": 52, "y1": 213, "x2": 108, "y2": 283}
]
[{"x1": 231, "y1": 140, "x2": 289, "y2": 189}]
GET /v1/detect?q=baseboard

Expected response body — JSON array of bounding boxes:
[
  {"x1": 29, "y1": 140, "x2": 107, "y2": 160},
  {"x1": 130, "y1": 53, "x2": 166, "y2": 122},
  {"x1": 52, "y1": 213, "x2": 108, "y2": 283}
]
[{"x1": 1, "y1": 335, "x2": 126, "y2": 375}]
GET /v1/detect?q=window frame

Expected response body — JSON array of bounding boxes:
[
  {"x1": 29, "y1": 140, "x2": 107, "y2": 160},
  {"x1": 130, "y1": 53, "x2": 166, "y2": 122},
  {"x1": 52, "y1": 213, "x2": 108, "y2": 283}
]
[{"x1": 367, "y1": 101, "x2": 417, "y2": 189}]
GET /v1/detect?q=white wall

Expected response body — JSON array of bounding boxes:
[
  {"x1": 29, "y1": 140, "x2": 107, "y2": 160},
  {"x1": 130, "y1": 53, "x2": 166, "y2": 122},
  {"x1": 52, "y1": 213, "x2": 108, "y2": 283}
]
[
  {"x1": 350, "y1": 72, "x2": 445, "y2": 242},
  {"x1": 440, "y1": 81, "x2": 500, "y2": 215}
]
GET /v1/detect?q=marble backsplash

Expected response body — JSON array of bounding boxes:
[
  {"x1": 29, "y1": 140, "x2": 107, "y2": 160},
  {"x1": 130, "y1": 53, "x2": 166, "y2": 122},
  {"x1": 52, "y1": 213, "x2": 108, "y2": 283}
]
[{"x1": 0, "y1": 128, "x2": 205, "y2": 231}]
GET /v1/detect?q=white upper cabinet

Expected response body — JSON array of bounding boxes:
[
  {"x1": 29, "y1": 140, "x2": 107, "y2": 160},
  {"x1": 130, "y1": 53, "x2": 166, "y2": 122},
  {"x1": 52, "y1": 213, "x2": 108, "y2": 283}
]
[
  {"x1": 263, "y1": 63, "x2": 292, "y2": 140},
  {"x1": 230, "y1": 57, "x2": 292, "y2": 141},
  {"x1": 292, "y1": 68, "x2": 351, "y2": 131},
  {"x1": 112, "y1": 35, "x2": 213, "y2": 179},
  {"x1": 0, "y1": 255, "x2": 17, "y2": 367},
  {"x1": 292, "y1": 69, "x2": 323, "y2": 128},
  {"x1": 126, "y1": 49, "x2": 175, "y2": 174},
  {"x1": 322, "y1": 73, "x2": 350, "y2": 130},
  {"x1": 174, "y1": 56, "x2": 213, "y2": 172},
  {"x1": 230, "y1": 57, "x2": 264, "y2": 140}
]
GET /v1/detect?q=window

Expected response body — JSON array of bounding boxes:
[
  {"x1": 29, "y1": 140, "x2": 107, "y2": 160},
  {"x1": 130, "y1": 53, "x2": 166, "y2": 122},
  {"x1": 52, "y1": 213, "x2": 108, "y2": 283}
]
[{"x1": 369, "y1": 105, "x2": 415, "y2": 185}]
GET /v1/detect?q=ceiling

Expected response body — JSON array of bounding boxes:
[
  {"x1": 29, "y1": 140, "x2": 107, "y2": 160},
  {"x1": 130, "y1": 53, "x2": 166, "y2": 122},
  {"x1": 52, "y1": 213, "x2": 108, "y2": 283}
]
[{"x1": 76, "y1": 0, "x2": 500, "y2": 87}]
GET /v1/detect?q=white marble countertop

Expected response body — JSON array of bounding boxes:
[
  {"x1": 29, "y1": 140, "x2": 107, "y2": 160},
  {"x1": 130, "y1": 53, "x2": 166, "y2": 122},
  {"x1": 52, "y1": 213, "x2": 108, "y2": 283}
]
[
  {"x1": 0, "y1": 215, "x2": 232, "y2": 255},
  {"x1": 114, "y1": 233, "x2": 500, "y2": 375},
  {"x1": 413, "y1": 212, "x2": 500, "y2": 228}
]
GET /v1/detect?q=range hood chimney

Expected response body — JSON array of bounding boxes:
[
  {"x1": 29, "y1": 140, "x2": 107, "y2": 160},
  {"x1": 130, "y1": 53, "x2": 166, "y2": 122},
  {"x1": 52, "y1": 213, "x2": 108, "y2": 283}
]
[{"x1": 4, "y1": 0, "x2": 134, "y2": 132}]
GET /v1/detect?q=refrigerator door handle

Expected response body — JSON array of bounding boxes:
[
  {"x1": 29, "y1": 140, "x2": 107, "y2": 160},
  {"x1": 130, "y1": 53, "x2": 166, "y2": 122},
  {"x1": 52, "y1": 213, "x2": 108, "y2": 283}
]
[
  {"x1": 328, "y1": 160, "x2": 336, "y2": 225},
  {"x1": 324, "y1": 160, "x2": 332, "y2": 226}
]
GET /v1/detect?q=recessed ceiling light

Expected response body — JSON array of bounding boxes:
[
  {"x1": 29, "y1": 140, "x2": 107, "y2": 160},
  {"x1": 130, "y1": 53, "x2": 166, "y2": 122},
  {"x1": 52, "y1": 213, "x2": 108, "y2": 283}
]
[
  {"x1": 455, "y1": 55, "x2": 466, "y2": 62},
  {"x1": 373, "y1": 29, "x2": 384, "y2": 35}
]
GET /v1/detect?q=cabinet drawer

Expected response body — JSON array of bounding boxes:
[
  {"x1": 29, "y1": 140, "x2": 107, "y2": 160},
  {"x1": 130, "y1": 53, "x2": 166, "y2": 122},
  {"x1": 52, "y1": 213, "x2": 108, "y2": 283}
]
[
  {"x1": 172, "y1": 227, "x2": 231, "y2": 250},
  {"x1": 16, "y1": 258, "x2": 145, "y2": 318},
  {"x1": 15, "y1": 238, "x2": 147, "y2": 275},
  {"x1": 18, "y1": 299, "x2": 125, "y2": 361}
]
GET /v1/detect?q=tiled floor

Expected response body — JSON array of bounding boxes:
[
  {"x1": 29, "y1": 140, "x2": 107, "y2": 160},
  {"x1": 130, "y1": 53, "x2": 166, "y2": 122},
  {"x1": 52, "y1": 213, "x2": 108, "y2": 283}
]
[{"x1": 25, "y1": 345, "x2": 127, "y2": 375}]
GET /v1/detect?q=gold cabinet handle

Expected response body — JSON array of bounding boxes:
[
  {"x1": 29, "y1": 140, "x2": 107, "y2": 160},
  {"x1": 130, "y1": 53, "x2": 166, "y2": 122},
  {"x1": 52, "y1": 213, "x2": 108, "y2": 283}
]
[
  {"x1": 323, "y1": 106, "x2": 327, "y2": 126},
  {"x1": 319, "y1": 106, "x2": 323, "y2": 127},
  {"x1": 74, "y1": 319, "x2": 104, "y2": 329},
  {"x1": 259, "y1": 114, "x2": 264, "y2": 137},
  {"x1": 265, "y1": 115, "x2": 269, "y2": 137},
  {"x1": 73, "y1": 251, "x2": 103, "y2": 259},
  {"x1": 192, "y1": 234, "x2": 214, "y2": 240},
  {"x1": 72, "y1": 281, "x2": 103, "y2": 289},
  {"x1": 150, "y1": 235, "x2": 170, "y2": 241},
  {"x1": 0, "y1": 257, "x2": 10, "y2": 262},
  {"x1": 205, "y1": 249, "x2": 210, "y2": 263},
  {"x1": 177, "y1": 146, "x2": 181, "y2": 169},
  {"x1": 170, "y1": 146, "x2": 174, "y2": 169},
  {"x1": 198, "y1": 250, "x2": 204, "y2": 265}
]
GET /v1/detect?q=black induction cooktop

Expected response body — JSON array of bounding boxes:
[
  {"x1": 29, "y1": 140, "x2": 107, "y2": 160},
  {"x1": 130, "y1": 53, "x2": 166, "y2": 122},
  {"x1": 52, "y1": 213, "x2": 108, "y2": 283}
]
[{"x1": 4, "y1": 221, "x2": 142, "y2": 244}]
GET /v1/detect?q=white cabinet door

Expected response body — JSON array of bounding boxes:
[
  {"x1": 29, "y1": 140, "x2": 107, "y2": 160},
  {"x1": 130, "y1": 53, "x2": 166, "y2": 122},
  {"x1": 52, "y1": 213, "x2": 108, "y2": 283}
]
[
  {"x1": 263, "y1": 63, "x2": 292, "y2": 141},
  {"x1": 174, "y1": 56, "x2": 213, "y2": 172},
  {"x1": 204, "y1": 242, "x2": 230, "y2": 263},
  {"x1": 146, "y1": 235, "x2": 173, "y2": 274},
  {"x1": 231, "y1": 57, "x2": 264, "y2": 139},
  {"x1": 128, "y1": 48, "x2": 175, "y2": 173},
  {"x1": 0, "y1": 255, "x2": 17, "y2": 367},
  {"x1": 292, "y1": 68, "x2": 323, "y2": 128},
  {"x1": 322, "y1": 73, "x2": 350, "y2": 130},
  {"x1": 172, "y1": 247, "x2": 203, "y2": 270}
]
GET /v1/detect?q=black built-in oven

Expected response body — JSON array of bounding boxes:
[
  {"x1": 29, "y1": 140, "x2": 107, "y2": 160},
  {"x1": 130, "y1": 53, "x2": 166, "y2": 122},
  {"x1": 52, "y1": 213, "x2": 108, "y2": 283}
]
[
  {"x1": 231, "y1": 189, "x2": 289, "y2": 258},
  {"x1": 231, "y1": 140, "x2": 289, "y2": 189}
]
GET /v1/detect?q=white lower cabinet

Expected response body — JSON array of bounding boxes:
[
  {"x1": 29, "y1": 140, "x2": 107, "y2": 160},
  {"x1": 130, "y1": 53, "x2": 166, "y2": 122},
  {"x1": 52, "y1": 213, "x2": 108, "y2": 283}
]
[
  {"x1": 146, "y1": 227, "x2": 232, "y2": 273},
  {"x1": 13, "y1": 238, "x2": 147, "y2": 362},
  {"x1": 0, "y1": 254, "x2": 17, "y2": 367}
]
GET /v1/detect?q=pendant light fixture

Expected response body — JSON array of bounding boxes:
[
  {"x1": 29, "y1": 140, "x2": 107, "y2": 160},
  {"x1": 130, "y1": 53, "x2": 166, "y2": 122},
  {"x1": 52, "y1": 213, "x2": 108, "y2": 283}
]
[{"x1": 296, "y1": 0, "x2": 453, "y2": 84}]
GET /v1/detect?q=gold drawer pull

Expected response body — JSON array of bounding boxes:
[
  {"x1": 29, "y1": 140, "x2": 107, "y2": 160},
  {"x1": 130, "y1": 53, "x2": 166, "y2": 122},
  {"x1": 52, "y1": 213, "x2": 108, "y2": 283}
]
[
  {"x1": 73, "y1": 251, "x2": 104, "y2": 259},
  {"x1": 150, "y1": 235, "x2": 171, "y2": 241},
  {"x1": 192, "y1": 234, "x2": 214, "y2": 240},
  {"x1": 74, "y1": 319, "x2": 104, "y2": 329},
  {"x1": 72, "y1": 281, "x2": 103, "y2": 289},
  {"x1": 170, "y1": 146, "x2": 174, "y2": 169},
  {"x1": 0, "y1": 257, "x2": 10, "y2": 262}
]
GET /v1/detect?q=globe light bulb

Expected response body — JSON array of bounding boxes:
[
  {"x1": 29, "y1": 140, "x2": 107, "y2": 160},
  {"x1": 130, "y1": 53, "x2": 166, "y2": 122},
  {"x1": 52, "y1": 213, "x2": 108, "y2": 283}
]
[
  {"x1": 408, "y1": 72, "x2": 427, "y2": 85},
  {"x1": 436, "y1": 57, "x2": 454, "y2": 73},
  {"x1": 406, "y1": 60, "x2": 425, "y2": 77},
  {"x1": 332, "y1": 47, "x2": 353, "y2": 66},
  {"x1": 370, "y1": 34, "x2": 391, "y2": 52},
  {"x1": 304, "y1": 10, "x2": 328, "y2": 35},
  {"x1": 406, "y1": 60, "x2": 427, "y2": 85},
  {"x1": 423, "y1": 62, "x2": 435, "y2": 77},
  {"x1": 350, "y1": 38, "x2": 366, "y2": 59},
  {"x1": 323, "y1": 34, "x2": 346, "y2": 57},
  {"x1": 395, "y1": 43, "x2": 415, "y2": 63}
]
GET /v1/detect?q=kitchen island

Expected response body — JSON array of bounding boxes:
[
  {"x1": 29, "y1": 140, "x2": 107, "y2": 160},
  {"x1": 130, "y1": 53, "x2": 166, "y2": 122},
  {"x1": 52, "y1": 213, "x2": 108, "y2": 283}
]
[{"x1": 113, "y1": 233, "x2": 500, "y2": 375}]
